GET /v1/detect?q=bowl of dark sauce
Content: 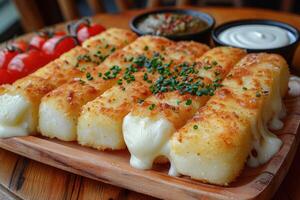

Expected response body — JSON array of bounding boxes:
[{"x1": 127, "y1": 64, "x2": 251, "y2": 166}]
[{"x1": 130, "y1": 9, "x2": 215, "y2": 44}]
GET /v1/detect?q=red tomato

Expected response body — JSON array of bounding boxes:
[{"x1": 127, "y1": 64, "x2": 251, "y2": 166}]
[
  {"x1": 0, "y1": 40, "x2": 27, "y2": 69},
  {"x1": 11, "y1": 40, "x2": 28, "y2": 52},
  {"x1": 76, "y1": 26, "x2": 90, "y2": 43},
  {"x1": 0, "y1": 50, "x2": 19, "y2": 69},
  {"x1": 77, "y1": 24, "x2": 105, "y2": 43},
  {"x1": 88, "y1": 24, "x2": 105, "y2": 36},
  {"x1": 67, "y1": 18, "x2": 90, "y2": 36},
  {"x1": 8, "y1": 50, "x2": 51, "y2": 76},
  {"x1": 42, "y1": 35, "x2": 78, "y2": 59},
  {"x1": 30, "y1": 31, "x2": 66, "y2": 50},
  {"x1": 0, "y1": 69, "x2": 18, "y2": 85},
  {"x1": 29, "y1": 35, "x2": 48, "y2": 50}
]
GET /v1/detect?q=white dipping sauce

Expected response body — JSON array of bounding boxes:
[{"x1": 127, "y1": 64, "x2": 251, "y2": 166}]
[{"x1": 218, "y1": 24, "x2": 295, "y2": 49}]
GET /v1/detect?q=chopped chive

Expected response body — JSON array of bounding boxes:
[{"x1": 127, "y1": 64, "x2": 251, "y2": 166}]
[
  {"x1": 149, "y1": 104, "x2": 156, "y2": 110},
  {"x1": 143, "y1": 73, "x2": 148, "y2": 81},
  {"x1": 212, "y1": 60, "x2": 218, "y2": 66},
  {"x1": 77, "y1": 54, "x2": 92, "y2": 62},
  {"x1": 204, "y1": 65, "x2": 212, "y2": 70},
  {"x1": 117, "y1": 79, "x2": 122, "y2": 85},
  {"x1": 186, "y1": 99, "x2": 192, "y2": 105},
  {"x1": 193, "y1": 125, "x2": 198, "y2": 130},
  {"x1": 86, "y1": 72, "x2": 93, "y2": 81},
  {"x1": 214, "y1": 71, "x2": 220, "y2": 76}
]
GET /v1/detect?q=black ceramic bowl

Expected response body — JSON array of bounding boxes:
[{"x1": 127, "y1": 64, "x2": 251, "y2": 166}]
[
  {"x1": 212, "y1": 19, "x2": 300, "y2": 64},
  {"x1": 129, "y1": 9, "x2": 215, "y2": 44}
]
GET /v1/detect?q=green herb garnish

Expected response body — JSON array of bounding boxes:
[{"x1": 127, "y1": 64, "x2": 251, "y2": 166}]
[
  {"x1": 86, "y1": 72, "x2": 93, "y2": 81},
  {"x1": 186, "y1": 99, "x2": 192, "y2": 105},
  {"x1": 149, "y1": 104, "x2": 156, "y2": 110}
]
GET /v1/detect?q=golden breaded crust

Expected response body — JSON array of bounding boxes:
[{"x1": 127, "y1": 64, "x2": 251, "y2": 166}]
[
  {"x1": 31, "y1": 59, "x2": 84, "y2": 87},
  {"x1": 42, "y1": 80, "x2": 100, "y2": 118},
  {"x1": 83, "y1": 28, "x2": 137, "y2": 64},
  {"x1": 79, "y1": 36, "x2": 184, "y2": 91},
  {"x1": 9, "y1": 76, "x2": 55, "y2": 105},
  {"x1": 80, "y1": 51, "x2": 149, "y2": 91},
  {"x1": 59, "y1": 46, "x2": 92, "y2": 66},
  {"x1": 81, "y1": 72, "x2": 154, "y2": 121},
  {"x1": 83, "y1": 28, "x2": 137, "y2": 49},
  {"x1": 131, "y1": 47, "x2": 247, "y2": 128},
  {"x1": 80, "y1": 40, "x2": 210, "y2": 126},
  {"x1": 123, "y1": 36, "x2": 174, "y2": 55},
  {"x1": 165, "y1": 41, "x2": 209, "y2": 62}
]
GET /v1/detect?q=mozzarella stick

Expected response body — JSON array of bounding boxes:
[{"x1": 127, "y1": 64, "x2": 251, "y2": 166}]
[
  {"x1": 170, "y1": 53, "x2": 289, "y2": 185},
  {"x1": 0, "y1": 28, "x2": 137, "y2": 138},
  {"x1": 82, "y1": 28, "x2": 137, "y2": 64},
  {"x1": 39, "y1": 36, "x2": 175, "y2": 141},
  {"x1": 77, "y1": 42, "x2": 209, "y2": 150},
  {"x1": 123, "y1": 47, "x2": 246, "y2": 170}
]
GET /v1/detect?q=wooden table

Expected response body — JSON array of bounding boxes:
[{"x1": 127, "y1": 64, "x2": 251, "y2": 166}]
[{"x1": 1, "y1": 7, "x2": 300, "y2": 200}]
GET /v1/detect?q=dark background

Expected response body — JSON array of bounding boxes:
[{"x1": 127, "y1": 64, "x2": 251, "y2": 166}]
[{"x1": 1, "y1": 0, "x2": 300, "y2": 43}]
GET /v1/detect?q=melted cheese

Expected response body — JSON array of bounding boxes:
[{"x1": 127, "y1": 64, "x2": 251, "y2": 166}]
[
  {"x1": 248, "y1": 114, "x2": 282, "y2": 167},
  {"x1": 0, "y1": 94, "x2": 33, "y2": 138},
  {"x1": 123, "y1": 114, "x2": 175, "y2": 169},
  {"x1": 288, "y1": 75, "x2": 300, "y2": 97},
  {"x1": 248, "y1": 67, "x2": 285, "y2": 167}
]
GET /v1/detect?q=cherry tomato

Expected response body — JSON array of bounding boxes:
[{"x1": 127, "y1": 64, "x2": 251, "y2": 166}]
[
  {"x1": 67, "y1": 18, "x2": 105, "y2": 43},
  {"x1": 0, "y1": 50, "x2": 19, "y2": 69},
  {"x1": 77, "y1": 24, "x2": 105, "y2": 43},
  {"x1": 0, "y1": 69, "x2": 18, "y2": 85},
  {"x1": 42, "y1": 35, "x2": 78, "y2": 59},
  {"x1": 0, "y1": 40, "x2": 28, "y2": 69},
  {"x1": 11, "y1": 40, "x2": 28, "y2": 52},
  {"x1": 30, "y1": 34, "x2": 48, "y2": 50},
  {"x1": 8, "y1": 50, "x2": 51, "y2": 76},
  {"x1": 29, "y1": 30, "x2": 66, "y2": 50},
  {"x1": 67, "y1": 18, "x2": 90, "y2": 36}
]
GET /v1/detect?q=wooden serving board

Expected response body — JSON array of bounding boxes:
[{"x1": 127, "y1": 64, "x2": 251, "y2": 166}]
[{"x1": 0, "y1": 95, "x2": 299, "y2": 200}]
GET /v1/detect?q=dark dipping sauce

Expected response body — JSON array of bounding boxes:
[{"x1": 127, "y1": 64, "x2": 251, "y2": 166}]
[{"x1": 137, "y1": 13, "x2": 208, "y2": 36}]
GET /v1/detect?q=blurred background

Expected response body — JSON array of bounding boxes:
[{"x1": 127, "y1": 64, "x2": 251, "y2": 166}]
[{"x1": 1, "y1": 0, "x2": 300, "y2": 42}]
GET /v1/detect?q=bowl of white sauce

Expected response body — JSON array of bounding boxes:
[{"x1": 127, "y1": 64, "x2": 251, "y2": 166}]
[{"x1": 212, "y1": 19, "x2": 300, "y2": 64}]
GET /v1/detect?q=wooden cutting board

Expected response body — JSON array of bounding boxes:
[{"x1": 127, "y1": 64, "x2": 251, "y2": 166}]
[{"x1": 0, "y1": 95, "x2": 299, "y2": 200}]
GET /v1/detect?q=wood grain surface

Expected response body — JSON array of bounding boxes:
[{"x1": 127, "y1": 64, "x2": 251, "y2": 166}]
[{"x1": 1, "y1": 7, "x2": 300, "y2": 200}]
